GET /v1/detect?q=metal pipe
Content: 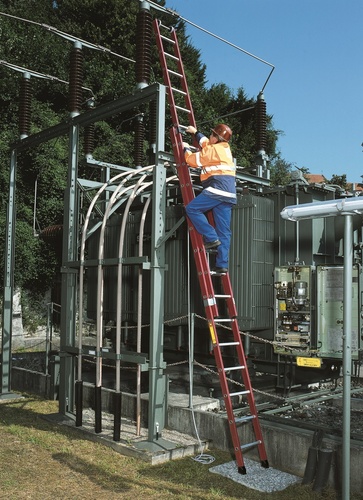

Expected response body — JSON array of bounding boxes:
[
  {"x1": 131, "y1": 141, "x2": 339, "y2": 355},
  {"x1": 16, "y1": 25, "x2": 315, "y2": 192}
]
[
  {"x1": 113, "y1": 391, "x2": 122, "y2": 441},
  {"x1": 302, "y1": 446, "x2": 318, "y2": 484},
  {"x1": 115, "y1": 176, "x2": 150, "y2": 396},
  {"x1": 295, "y1": 182, "x2": 300, "y2": 263},
  {"x1": 33, "y1": 178, "x2": 38, "y2": 236},
  {"x1": 312, "y1": 448, "x2": 333, "y2": 492},
  {"x1": 177, "y1": 326, "x2": 182, "y2": 350},
  {"x1": 342, "y1": 214, "x2": 353, "y2": 500},
  {"x1": 115, "y1": 174, "x2": 177, "y2": 397},
  {"x1": 95, "y1": 179, "x2": 149, "y2": 434},
  {"x1": 136, "y1": 195, "x2": 152, "y2": 435},
  {"x1": 188, "y1": 313, "x2": 195, "y2": 409},
  {"x1": 186, "y1": 229, "x2": 195, "y2": 409},
  {"x1": 78, "y1": 170, "x2": 135, "y2": 383},
  {"x1": 77, "y1": 167, "x2": 153, "y2": 430},
  {"x1": 127, "y1": 175, "x2": 176, "y2": 434},
  {"x1": 75, "y1": 380, "x2": 83, "y2": 427},
  {"x1": 114, "y1": 178, "x2": 157, "y2": 440},
  {"x1": 78, "y1": 167, "x2": 153, "y2": 380},
  {"x1": 96, "y1": 178, "x2": 151, "y2": 389},
  {"x1": 45, "y1": 302, "x2": 51, "y2": 376}
]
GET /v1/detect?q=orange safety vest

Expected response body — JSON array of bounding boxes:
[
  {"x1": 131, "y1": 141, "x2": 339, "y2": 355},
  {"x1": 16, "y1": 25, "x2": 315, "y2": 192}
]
[{"x1": 185, "y1": 136, "x2": 236, "y2": 200}]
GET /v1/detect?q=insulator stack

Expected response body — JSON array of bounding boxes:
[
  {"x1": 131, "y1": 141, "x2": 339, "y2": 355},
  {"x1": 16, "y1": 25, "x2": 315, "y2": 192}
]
[
  {"x1": 39, "y1": 224, "x2": 63, "y2": 259},
  {"x1": 134, "y1": 114, "x2": 145, "y2": 167},
  {"x1": 19, "y1": 75, "x2": 32, "y2": 138},
  {"x1": 256, "y1": 91, "x2": 267, "y2": 152},
  {"x1": 69, "y1": 45, "x2": 84, "y2": 115},
  {"x1": 135, "y1": 8, "x2": 152, "y2": 86},
  {"x1": 84, "y1": 124, "x2": 95, "y2": 157},
  {"x1": 39, "y1": 224, "x2": 63, "y2": 242}
]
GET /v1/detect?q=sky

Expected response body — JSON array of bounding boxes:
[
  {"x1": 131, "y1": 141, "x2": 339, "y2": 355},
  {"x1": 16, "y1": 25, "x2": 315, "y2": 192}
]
[{"x1": 163, "y1": 0, "x2": 363, "y2": 183}]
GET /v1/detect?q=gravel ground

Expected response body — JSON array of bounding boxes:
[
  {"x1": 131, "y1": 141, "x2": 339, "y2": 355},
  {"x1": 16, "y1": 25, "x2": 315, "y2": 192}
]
[
  {"x1": 210, "y1": 458, "x2": 300, "y2": 493},
  {"x1": 271, "y1": 382, "x2": 363, "y2": 437},
  {"x1": 278, "y1": 399, "x2": 363, "y2": 436}
]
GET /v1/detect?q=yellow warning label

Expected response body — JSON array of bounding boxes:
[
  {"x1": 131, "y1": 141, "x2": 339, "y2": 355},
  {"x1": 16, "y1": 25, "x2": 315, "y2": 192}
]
[
  {"x1": 296, "y1": 357, "x2": 321, "y2": 368},
  {"x1": 208, "y1": 321, "x2": 217, "y2": 345}
]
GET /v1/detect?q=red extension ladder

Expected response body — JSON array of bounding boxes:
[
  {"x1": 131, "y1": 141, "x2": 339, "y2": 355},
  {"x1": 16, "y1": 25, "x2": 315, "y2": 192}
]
[{"x1": 153, "y1": 19, "x2": 268, "y2": 474}]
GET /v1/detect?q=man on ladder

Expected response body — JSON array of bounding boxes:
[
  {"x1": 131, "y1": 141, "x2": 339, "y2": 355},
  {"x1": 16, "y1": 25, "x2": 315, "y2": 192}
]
[{"x1": 182, "y1": 123, "x2": 236, "y2": 273}]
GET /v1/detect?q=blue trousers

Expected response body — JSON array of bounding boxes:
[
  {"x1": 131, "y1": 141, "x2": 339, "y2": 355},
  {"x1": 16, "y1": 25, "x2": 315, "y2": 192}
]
[{"x1": 185, "y1": 192, "x2": 233, "y2": 268}]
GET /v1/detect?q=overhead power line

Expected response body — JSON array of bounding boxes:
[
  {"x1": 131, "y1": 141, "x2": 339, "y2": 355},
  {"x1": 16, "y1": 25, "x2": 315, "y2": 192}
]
[
  {"x1": 144, "y1": 0, "x2": 275, "y2": 92},
  {"x1": 0, "y1": 10, "x2": 135, "y2": 63},
  {"x1": 0, "y1": 60, "x2": 94, "y2": 95}
]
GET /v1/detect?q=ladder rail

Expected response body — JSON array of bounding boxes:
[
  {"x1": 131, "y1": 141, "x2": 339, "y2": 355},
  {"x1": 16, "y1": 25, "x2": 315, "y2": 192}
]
[
  {"x1": 221, "y1": 274, "x2": 268, "y2": 463},
  {"x1": 154, "y1": 21, "x2": 196, "y2": 131},
  {"x1": 153, "y1": 18, "x2": 268, "y2": 473},
  {"x1": 208, "y1": 316, "x2": 254, "y2": 469},
  {"x1": 168, "y1": 27, "x2": 196, "y2": 130},
  {"x1": 157, "y1": 22, "x2": 217, "y2": 314}
]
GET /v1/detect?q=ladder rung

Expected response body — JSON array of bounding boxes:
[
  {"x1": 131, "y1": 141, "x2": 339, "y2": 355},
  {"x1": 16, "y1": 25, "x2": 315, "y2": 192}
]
[
  {"x1": 160, "y1": 34, "x2": 175, "y2": 44},
  {"x1": 219, "y1": 342, "x2": 239, "y2": 347},
  {"x1": 167, "y1": 68, "x2": 183, "y2": 78},
  {"x1": 224, "y1": 365, "x2": 245, "y2": 371},
  {"x1": 165, "y1": 52, "x2": 179, "y2": 61},
  {"x1": 229, "y1": 390, "x2": 250, "y2": 397},
  {"x1": 171, "y1": 87, "x2": 187, "y2": 96},
  {"x1": 215, "y1": 294, "x2": 231, "y2": 299},
  {"x1": 240, "y1": 440, "x2": 261, "y2": 450},
  {"x1": 235, "y1": 415, "x2": 256, "y2": 423},
  {"x1": 224, "y1": 365, "x2": 246, "y2": 372},
  {"x1": 175, "y1": 105, "x2": 191, "y2": 114}
]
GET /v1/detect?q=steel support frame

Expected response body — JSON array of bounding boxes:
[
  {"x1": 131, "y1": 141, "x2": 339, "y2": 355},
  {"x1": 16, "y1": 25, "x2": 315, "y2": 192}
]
[
  {"x1": 1, "y1": 84, "x2": 170, "y2": 441},
  {"x1": 147, "y1": 85, "x2": 167, "y2": 441},
  {"x1": 0, "y1": 150, "x2": 17, "y2": 399}
]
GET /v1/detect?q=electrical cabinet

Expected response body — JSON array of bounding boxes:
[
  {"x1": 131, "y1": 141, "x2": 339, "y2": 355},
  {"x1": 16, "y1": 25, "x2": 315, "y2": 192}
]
[
  {"x1": 274, "y1": 265, "x2": 361, "y2": 361},
  {"x1": 274, "y1": 266, "x2": 313, "y2": 355},
  {"x1": 317, "y1": 266, "x2": 360, "y2": 360}
]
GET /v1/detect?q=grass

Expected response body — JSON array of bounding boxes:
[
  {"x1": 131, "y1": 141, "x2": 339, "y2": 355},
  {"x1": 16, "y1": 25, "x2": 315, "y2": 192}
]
[{"x1": 0, "y1": 393, "x2": 362, "y2": 500}]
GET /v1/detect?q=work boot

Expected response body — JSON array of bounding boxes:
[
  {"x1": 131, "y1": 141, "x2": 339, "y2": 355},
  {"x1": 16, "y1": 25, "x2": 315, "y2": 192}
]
[
  {"x1": 212, "y1": 267, "x2": 228, "y2": 274},
  {"x1": 204, "y1": 239, "x2": 221, "y2": 250}
]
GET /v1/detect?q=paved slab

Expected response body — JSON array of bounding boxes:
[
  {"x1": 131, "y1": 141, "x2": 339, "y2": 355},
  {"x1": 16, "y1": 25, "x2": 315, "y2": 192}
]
[{"x1": 210, "y1": 458, "x2": 301, "y2": 493}]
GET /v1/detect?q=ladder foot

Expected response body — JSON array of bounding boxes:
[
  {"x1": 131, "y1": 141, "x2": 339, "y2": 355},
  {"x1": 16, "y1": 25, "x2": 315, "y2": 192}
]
[
  {"x1": 261, "y1": 459, "x2": 269, "y2": 469},
  {"x1": 238, "y1": 466, "x2": 247, "y2": 475}
]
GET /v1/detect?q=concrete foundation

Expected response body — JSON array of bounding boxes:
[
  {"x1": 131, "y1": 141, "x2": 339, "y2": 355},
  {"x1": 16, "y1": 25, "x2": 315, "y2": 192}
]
[{"x1": 10, "y1": 367, "x2": 363, "y2": 493}]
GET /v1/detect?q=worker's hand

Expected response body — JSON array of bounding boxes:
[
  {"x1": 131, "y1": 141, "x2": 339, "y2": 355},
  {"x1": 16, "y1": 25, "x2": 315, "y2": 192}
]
[
  {"x1": 185, "y1": 126, "x2": 197, "y2": 135},
  {"x1": 182, "y1": 142, "x2": 190, "y2": 148}
]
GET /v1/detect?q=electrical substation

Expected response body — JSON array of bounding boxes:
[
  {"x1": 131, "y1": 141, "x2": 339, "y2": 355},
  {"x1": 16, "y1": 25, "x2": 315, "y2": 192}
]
[{"x1": 1, "y1": 1, "x2": 363, "y2": 496}]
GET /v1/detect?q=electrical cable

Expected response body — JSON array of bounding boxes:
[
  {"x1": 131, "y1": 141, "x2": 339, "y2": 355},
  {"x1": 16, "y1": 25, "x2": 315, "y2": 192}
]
[
  {"x1": 0, "y1": 60, "x2": 94, "y2": 95},
  {"x1": 0, "y1": 10, "x2": 135, "y2": 63},
  {"x1": 186, "y1": 227, "x2": 215, "y2": 466},
  {"x1": 142, "y1": 0, "x2": 275, "y2": 92},
  {"x1": 198, "y1": 105, "x2": 256, "y2": 127}
]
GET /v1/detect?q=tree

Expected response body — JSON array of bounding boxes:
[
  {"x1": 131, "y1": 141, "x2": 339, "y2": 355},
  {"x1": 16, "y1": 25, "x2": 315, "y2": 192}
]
[
  {"x1": 328, "y1": 174, "x2": 347, "y2": 189},
  {"x1": 269, "y1": 158, "x2": 296, "y2": 187},
  {"x1": 0, "y1": 0, "x2": 281, "y2": 299}
]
